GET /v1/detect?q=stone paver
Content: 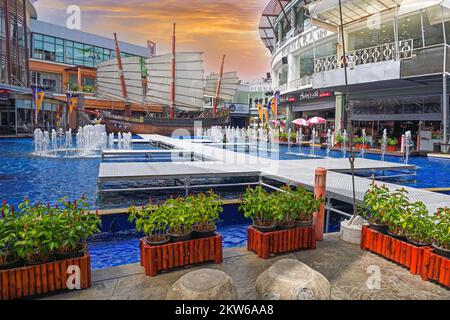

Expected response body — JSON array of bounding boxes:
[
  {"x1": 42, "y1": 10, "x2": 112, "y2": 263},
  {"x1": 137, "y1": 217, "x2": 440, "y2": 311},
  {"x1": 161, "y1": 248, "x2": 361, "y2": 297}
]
[{"x1": 41, "y1": 234, "x2": 450, "y2": 300}]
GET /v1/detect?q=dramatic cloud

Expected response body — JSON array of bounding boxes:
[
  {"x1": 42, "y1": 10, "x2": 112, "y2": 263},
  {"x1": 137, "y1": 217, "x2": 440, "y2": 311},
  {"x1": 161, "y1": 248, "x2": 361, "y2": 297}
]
[{"x1": 33, "y1": 0, "x2": 272, "y2": 80}]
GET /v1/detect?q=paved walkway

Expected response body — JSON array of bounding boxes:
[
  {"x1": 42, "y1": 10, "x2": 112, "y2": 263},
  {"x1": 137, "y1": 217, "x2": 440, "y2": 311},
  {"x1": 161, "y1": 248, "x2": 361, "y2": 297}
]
[{"x1": 42, "y1": 234, "x2": 449, "y2": 300}]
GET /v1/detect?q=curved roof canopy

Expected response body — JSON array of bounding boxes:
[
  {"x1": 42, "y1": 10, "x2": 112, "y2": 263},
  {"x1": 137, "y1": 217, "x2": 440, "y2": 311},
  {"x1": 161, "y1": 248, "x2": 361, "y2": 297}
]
[
  {"x1": 306, "y1": 0, "x2": 400, "y2": 26},
  {"x1": 259, "y1": 0, "x2": 292, "y2": 53}
]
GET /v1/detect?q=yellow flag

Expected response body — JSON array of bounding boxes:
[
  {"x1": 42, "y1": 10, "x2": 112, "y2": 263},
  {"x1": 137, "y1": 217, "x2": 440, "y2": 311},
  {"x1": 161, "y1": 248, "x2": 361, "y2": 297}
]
[
  {"x1": 36, "y1": 92, "x2": 45, "y2": 115},
  {"x1": 264, "y1": 109, "x2": 269, "y2": 125},
  {"x1": 69, "y1": 97, "x2": 78, "y2": 115},
  {"x1": 257, "y1": 103, "x2": 263, "y2": 124},
  {"x1": 271, "y1": 97, "x2": 278, "y2": 122}
]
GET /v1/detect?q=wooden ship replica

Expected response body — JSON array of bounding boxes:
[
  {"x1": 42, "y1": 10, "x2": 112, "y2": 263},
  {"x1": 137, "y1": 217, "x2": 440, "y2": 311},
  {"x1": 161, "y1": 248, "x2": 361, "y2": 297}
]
[{"x1": 94, "y1": 23, "x2": 239, "y2": 135}]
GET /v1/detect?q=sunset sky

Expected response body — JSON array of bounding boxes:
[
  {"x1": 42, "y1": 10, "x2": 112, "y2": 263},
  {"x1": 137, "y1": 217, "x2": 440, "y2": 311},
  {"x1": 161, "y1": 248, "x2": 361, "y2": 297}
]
[{"x1": 33, "y1": 0, "x2": 272, "y2": 80}]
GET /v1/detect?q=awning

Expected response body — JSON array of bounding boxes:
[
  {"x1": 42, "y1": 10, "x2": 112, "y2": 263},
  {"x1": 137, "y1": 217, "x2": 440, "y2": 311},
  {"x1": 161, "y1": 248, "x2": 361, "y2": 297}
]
[
  {"x1": 306, "y1": 0, "x2": 400, "y2": 26},
  {"x1": 259, "y1": 0, "x2": 292, "y2": 52},
  {"x1": 396, "y1": 0, "x2": 450, "y2": 25},
  {"x1": 397, "y1": 0, "x2": 450, "y2": 17}
]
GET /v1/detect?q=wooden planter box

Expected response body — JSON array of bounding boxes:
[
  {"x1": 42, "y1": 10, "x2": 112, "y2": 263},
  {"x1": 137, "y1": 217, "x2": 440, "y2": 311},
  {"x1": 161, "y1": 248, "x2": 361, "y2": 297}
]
[
  {"x1": 420, "y1": 249, "x2": 450, "y2": 288},
  {"x1": 140, "y1": 235, "x2": 223, "y2": 277},
  {"x1": 247, "y1": 226, "x2": 316, "y2": 259},
  {"x1": 0, "y1": 253, "x2": 91, "y2": 300},
  {"x1": 361, "y1": 226, "x2": 429, "y2": 275}
]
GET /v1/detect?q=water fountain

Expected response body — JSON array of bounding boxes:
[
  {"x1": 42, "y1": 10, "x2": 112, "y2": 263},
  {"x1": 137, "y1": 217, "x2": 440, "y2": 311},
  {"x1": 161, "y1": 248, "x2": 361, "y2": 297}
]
[
  {"x1": 297, "y1": 130, "x2": 303, "y2": 155},
  {"x1": 404, "y1": 131, "x2": 413, "y2": 164},
  {"x1": 33, "y1": 124, "x2": 131, "y2": 158},
  {"x1": 342, "y1": 130, "x2": 348, "y2": 159},
  {"x1": 381, "y1": 129, "x2": 388, "y2": 162},
  {"x1": 310, "y1": 128, "x2": 316, "y2": 157},
  {"x1": 360, "y1": 129, "x2": 367, "y2": 159},
  {"x1": 287, "y1": 128, "x2": 292, "y2": 153},
  {"x1": 326, "y1": 129, "x2": 332, "y2": 158}
]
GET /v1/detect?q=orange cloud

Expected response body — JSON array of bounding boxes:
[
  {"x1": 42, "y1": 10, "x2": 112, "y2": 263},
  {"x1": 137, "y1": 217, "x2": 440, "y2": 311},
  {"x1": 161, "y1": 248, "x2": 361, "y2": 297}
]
[{"x1": 33, "y1": 0, "x2": 272, "y2": 80}]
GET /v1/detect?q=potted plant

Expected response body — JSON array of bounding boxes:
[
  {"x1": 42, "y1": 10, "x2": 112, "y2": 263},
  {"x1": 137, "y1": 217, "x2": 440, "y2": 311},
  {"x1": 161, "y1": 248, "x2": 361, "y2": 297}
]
[
  {"x1": 387, "y1": 138, "x2": 398, "y2": 152},
  {"x1": 290, "y1": 131, "x2": 297, "y2": 143},
  {"x1": 129, "y1": 203, "x2": 171, "y2": 247},
  {"x1": 335, "y1": 134, "x2": 344, "y2": 148},
  {"x1": 274, "y1": 187, "x2": 296, "y2": 229},
  {"x1": 359, "y1": 183, "x2": 390, "y2": 234},
  {"x1": 354, "y1": 137, "x2": 364, "y2": 150},
  {"x1": 54, "y1": 198, "x2": 101, "y2": 260},
  {"x1": 240, "y1": 186, "x2": 277, "y2": 233},
  {"x1": 279, "y1": 131, "x2": 289, "y2": 143},
  {"x1": 382, "y1": 188, "x2": 410, "y2": 240},
  {"x1": 0, "y1": 201, "x2": 22, "y2": 270},
  {"x1": 404, "y1": 201, "x2": 433, "y2": 247},
  {"x1": 192, "y1": 192, "x2": 223, "y2": 238},
  {"x1": 431, "y1": 207, "x2": 450, "y2": 258},
  {"x1": 166, "y1": 197, "x2": 194, "y2": 242},
  {"x1": 293, "y1": 186, "x2": 322, "y2": 227}
]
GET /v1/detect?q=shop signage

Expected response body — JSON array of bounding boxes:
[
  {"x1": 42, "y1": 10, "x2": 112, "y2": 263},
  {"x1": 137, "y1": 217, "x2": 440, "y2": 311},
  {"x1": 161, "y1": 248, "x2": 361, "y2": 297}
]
[
  {"x1": 281, "y1": 28, "x2": 330, "y2": 57},
  {"x1": 226, "y1": 103, "x2": 250, "y2": 115},
  {"x1": 280, "y1": 90, "x2": 334, "y2": 104}
]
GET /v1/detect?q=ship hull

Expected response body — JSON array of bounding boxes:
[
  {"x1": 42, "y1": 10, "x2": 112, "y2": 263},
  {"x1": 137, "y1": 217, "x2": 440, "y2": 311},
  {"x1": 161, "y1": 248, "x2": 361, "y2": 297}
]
[{"x1": 101, "y1": 114, "x2": 229, "y2": 135}]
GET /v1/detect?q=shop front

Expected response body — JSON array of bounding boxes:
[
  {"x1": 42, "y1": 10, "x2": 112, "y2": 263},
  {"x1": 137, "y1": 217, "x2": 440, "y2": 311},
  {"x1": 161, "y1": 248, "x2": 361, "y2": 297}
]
[
  {"x1": 350, "y1": 93, "x2": 444, "y2": 152},
  {"x1": 280, "y1": 89, "x2": 336, "y2": 127}
]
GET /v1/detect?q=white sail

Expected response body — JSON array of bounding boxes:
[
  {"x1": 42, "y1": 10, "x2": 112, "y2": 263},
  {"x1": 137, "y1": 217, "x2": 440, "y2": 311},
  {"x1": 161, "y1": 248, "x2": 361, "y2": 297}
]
[
  {"x1": 146, "y1": 52, "x2": 205, "y2": 112},
  {"x1": 96, "y1": 57, "x2": 146, "y2": 105},
  {"x1": 204, "y1": 72, "x2": 240, "y2": 101}
]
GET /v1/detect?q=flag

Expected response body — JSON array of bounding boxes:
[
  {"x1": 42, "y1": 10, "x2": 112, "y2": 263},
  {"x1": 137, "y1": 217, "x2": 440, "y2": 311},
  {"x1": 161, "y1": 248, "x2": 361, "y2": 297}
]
[
  {"x1": 257, "y1": 102, "x2": 264, "y2": 124},
  {"x1": 270, "y1": 95, "x2": 278, "y2": 122},
  {"x1": 67, "y1": 93, "x2": 78, "y2": 115},
  {"x1": 264, "y1": 109, "x2": 269, "y2": 125},
  {"x1": 33, "y1": 87, "x2": 45, "y2": 124}
]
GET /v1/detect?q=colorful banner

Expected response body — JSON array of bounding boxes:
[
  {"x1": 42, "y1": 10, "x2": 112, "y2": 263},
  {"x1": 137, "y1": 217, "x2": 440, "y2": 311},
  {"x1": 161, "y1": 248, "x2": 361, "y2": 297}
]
[
  {"x1": 256, "y1": 102, "x2": 264, "y2": 124},
  {"x1": 33, "y1": 87, "x2": 45, "y2": 124},
  {"x1": 67, "y1": 93, "x2": 78, "y2": 115}
]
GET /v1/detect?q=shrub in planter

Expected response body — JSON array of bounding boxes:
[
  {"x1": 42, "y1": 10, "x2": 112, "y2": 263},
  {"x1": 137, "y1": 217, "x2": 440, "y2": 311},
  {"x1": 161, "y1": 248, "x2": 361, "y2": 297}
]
[
  {"x1": 404, "y1": 201, "x2": 433, "y2": 247},
  {"x1": 290, "y1": 131, "x2": 297, "y2": 143},
  {"x1": 431, "y1": 207, "x2": 450, "y2": 258},
  {"x1": 335, "y1": 134, "x2": 344, "y2": 147},
  {"x1": 4, "y1": 197, "x2": 101, "y2": 266},
  {"x1": 292, "y1": 186, "x2": 322, "y2": 227},
  {"x1": 192, "y1": 192, "x2": 223, "y2": 237},
  {"x1": 166, "y1": 197, "x2": 195, "y2": 242},
  {"x1": 273, "y1": 186, "x2": 296, "y2": 229},
  {"x1": 129, "y1": 202, "x2": 171, "y2": 246},
  {"x1": 359, "y1": 183, "x2": 390, "y2": 233},
  {"x1": 240, "y1": 186, "x2": 277, "y2": 232},
  {"x1": 279, "y1": 132, "x2": 288, "y2": 142},
  {"x1": 382, "y1": 188, "x2": 410, "y2": 239},
  {"x1": 0, "y1": 201, "x2": 21, "y2": 270}
]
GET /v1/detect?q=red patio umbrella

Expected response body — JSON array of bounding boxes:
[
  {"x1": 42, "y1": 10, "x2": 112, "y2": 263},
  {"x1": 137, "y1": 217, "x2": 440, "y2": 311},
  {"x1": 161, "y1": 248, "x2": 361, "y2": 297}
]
[{"x1": 307, "y1": 117, "x2": 327, "y2": 126}]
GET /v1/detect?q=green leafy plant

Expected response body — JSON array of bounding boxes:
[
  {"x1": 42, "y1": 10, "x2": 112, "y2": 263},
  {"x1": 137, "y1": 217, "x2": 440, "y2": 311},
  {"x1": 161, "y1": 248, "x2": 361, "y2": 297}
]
[
  {"x1": 239, "y1": 186, "x2": 277, "y2": 227},
  {"x1": 388, "y1": 138, "x2": 398, "y2": 146},
  {"x1": 192, "y1": 192, "x2": 223, "y2": 232},
  {"x1": 404, "y1": 201, "x2": 433, "y2": 245},
  {"x1": 0, "y1": 200, "x2": 20, "y2": 265},
  {"x1": 335, "y1": 135, "x2": 344, "y2": 144},
  {"x1": 382, "y1": 188, "x2": 410, "y2": 237},
  {"x1": 165, "y1": 197, "x2": 195, "y2": 235},
  {"x1": 359, "y1": 183, "x2": 390, "y2": 225},
  {"x1": 129, "y1": 202, "x2": 170, "y2": 244},
  {"x1": 280, "y1": 132, "x2": 289, "y2": 141},
  {"x1": 432, "y1": 207, "x2": 450, "y2": 250},
  {"x1": 293, "y1": 186, "x2": 322, "y2": 223},
  {"x1": 290, "y1": 131, "x2": 297, "y2": 142}
]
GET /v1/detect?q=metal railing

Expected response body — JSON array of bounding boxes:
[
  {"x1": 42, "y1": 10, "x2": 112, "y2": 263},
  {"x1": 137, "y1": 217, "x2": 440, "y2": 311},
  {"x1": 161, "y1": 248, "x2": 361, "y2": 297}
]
[
  {"x1": 314, "y1": 39, "x2": 414, "y2": 73},
  {"x1": 289, "y1": 76, "x2": 313, "y2": 90}
]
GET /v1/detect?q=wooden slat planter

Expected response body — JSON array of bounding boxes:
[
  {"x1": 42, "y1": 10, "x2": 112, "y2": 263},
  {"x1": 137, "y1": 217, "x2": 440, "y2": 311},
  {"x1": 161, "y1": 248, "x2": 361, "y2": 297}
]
[
  {"x1": 247, "y1": 225, "x2": 316, "y2": 259},
  {"x1": 361, "y1": 226, "x2": 429, "y2": 275},
  {"x1": 140, "y1": 235, "x2": 223, "y2": 277},
  {"x1": 420, "y1": 249, "x2": 450, "y2": 288},
  {"x1": 0, "y1": 253, "x2": 91, "y2": 300}
]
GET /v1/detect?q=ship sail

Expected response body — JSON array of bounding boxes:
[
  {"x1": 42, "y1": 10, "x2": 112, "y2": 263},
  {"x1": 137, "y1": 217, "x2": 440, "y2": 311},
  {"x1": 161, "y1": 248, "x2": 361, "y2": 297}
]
[
  {"x1": 96, "y1": 56, "x2": 146, "y2": 105},
  {"x1": 145, "y1": 52, "x2": 205, "y2": 112},
  {"x1": 204, "y1": 72, "x2": 240, "y2": 101}
]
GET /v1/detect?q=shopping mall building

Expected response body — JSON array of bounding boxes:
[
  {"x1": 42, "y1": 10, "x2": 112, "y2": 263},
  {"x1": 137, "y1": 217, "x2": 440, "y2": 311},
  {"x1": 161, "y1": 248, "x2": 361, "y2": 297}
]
[
  {"x1": 260, "y1": 0, "x2": 450, "y2": 151},
  {"x1": 0, "y1": 0, "x2": 151, "y2": 135}
]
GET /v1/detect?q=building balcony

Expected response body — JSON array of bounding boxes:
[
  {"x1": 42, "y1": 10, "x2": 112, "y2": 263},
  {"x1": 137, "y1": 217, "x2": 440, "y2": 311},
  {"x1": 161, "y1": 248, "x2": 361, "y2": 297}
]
[
  {"x1": 289, "y1": 76, "x2": 313, "y2": 91},
  {"x1": 312, "y1": 40, "x2": 414, "y2": 89}
]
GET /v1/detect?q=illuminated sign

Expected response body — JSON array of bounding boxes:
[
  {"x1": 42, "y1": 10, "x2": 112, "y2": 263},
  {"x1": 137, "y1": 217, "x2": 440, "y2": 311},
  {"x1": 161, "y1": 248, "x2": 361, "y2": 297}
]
[{"x1": 280, "y1": 90, "x2": 334, "y2": 104}]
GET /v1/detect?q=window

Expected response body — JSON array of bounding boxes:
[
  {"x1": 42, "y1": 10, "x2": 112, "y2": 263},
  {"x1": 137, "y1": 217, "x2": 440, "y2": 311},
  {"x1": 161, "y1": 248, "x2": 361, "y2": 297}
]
[{"x1": 397, "y1": 13, "x2": 423, "y2": 47}]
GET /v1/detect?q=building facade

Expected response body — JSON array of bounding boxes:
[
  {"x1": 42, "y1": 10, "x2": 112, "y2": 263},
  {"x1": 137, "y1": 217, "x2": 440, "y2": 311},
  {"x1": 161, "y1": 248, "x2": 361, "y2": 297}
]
[
  {"x1": 0, "y1": 0, "x2": 150, "y2": 135},
  {"x1": 260, "y1": 0, "x2": 450, "y2": 151}
]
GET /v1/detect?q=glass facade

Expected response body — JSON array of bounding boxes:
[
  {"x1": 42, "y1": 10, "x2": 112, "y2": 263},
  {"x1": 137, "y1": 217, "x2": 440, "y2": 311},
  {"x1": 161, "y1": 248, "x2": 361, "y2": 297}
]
[
  {"x1": 31, "y1": 32, "x2": 139, "y2": 67},
  {"x1": 31, "y1": 71, "x2": 62, "y2": 93},
  {"x1": 0, "y1": 0, "x2": 29, "y2": 86}
]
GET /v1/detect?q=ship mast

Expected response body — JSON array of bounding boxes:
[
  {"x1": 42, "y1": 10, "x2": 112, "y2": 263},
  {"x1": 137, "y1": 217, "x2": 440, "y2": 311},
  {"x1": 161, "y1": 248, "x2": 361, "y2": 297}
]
[
  {"x1": 170, "y1": 23, "x2": 176, "y2": 119},
  {"x1": 213, "y1": 54, "x2": 226, "y2": 115},
  {"x1": 113, "y1": 33, "x2": 132, "y2": 117}
]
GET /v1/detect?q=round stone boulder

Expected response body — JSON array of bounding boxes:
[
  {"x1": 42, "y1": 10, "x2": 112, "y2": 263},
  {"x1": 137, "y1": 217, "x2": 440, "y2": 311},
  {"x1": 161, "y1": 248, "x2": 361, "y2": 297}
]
[
  {"x1": 166, "y1": 269, "x2": 238, "y2": 300},
  {"x1": 256, "y1": 259, "x2": 331, "y2": 300}
]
